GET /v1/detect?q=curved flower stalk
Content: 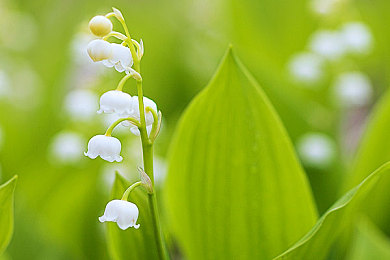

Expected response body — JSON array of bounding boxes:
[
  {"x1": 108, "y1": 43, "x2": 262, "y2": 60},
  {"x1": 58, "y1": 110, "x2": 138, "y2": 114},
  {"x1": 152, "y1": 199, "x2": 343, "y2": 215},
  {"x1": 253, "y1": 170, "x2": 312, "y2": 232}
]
[{"x1": 82, "y1": 7, "x2": 167, "y2": 260}]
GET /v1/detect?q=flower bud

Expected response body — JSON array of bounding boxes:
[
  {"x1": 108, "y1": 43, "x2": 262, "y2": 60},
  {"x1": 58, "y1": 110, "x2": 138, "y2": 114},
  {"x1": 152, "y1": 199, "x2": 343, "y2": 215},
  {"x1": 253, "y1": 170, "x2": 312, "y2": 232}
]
[
  {"x1": 89, "y1": 15, "x2": 113, "y2": 37},
  {"x1": 99, "y1": 199, "x2": 140, "y2": 230},
  {"x1": 97, "y1": 90, "x2": 133, "y2": 116},
  {"x1": 87, "y1": 39, "x2": 112, "y2": 62},
  {"x1": 84, "y1": 135, "x2": 123, "y2": 162}
]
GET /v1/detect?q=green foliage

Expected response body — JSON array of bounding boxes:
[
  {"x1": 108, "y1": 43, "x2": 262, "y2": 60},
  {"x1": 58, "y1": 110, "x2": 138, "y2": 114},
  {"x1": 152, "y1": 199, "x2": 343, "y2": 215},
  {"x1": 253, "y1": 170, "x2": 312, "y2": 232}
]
[
  {"x1": 343, "y1": 90, "x2": 390, "y2": 233},
  {"x1": 346, "y1": 217, "x2": 390, "y2": 260},
  {"x1": 105, "y1": 172, "x2": 159, "y2": 260},
  {"x1": 275, "y1": 162, "x2": 390, "y2": 259},
  {"x1": 165, "y1": 48, "x2": 317, "y2": 259},
  {"x1": 0, "y1": 176, "x2": 17, "y2": 255}
]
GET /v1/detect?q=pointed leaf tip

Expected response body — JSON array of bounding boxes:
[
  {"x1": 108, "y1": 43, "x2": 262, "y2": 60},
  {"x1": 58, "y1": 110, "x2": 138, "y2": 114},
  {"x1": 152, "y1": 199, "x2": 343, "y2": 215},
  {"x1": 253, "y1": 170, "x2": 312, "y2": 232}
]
[
  {"x1": 0, "y1": 175, "x2": 17, "y2": 190},
  {"x1": 165, "y1": 48, "x2": 317, "y2": 259},
  {"x1": 0, "y1": 175, "x2": 18, "y2": 254}
]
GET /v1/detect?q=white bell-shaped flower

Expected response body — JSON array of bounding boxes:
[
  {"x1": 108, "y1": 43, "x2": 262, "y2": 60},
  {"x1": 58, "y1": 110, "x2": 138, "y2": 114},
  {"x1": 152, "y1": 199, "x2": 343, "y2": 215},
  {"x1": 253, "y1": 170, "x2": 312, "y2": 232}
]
[
  {"x1": 87, "y1": 39, "x2": 112, "y2": 62},
  {"x1": 84, "y1": 135, "x2": 123, "y2": 162},
  {"x1": 97, "y1": 90, "x2": 133, "y2": 116},
  {"x1": 102, "y1": 43, "x2": 133, "y2": 73},
  {"x1": 131, "y1": 96, "x2": 157, "y2": 126},
  {"x1": 89, "y1": 15, "x2": 113, "y2": 37},
  {"x1": 99, "y1": 199, "x2": 140, "y2": 230},
  {"x1": 65, "y1": 89, "x2": 99, "y2": 121}
]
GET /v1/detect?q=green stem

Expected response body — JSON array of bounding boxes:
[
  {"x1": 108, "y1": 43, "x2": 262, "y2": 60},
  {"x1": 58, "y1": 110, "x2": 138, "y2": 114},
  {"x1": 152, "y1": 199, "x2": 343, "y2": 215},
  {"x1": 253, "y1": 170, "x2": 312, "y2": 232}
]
[
  {"x1": 116, "y1": 73, "x2": 133, "y2": 91},
  {"x1": 146, "y1": 107, "x2": 159, "y2": 144},
  {"x1": 121, "y1": 181, "x2": 142, "y2": 200},
  {"x1": 105, "y1": 117, "x2": 140, "y2": 136},
  {"x1": 102, "y1": 31, "x2": 127, "y2": 41},
  {"x1": 121, "y1": 21, "x2": 167, "y2": 259},
  {"x1": 118, "y1": 19, "x2": 140, "y2": 70},
  {"x1": 139, "y1": 85, "x2": 168, "y2": 260}
]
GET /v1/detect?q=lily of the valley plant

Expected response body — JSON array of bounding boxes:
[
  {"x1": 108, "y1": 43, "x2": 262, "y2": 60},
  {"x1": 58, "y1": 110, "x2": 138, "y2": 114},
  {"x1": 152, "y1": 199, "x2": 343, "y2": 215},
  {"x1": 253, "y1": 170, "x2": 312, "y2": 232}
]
[{"x1": 83, "y1": 6, "x2": 165, "y2": 257}]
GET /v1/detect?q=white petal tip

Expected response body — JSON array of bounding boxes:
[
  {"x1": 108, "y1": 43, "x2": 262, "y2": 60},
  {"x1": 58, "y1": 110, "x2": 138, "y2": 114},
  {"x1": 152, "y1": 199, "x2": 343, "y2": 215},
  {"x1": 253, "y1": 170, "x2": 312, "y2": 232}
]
[
  {"x1": 118, "y1": 225, "x2": 128, "y2": 230},
  {"x1": 134, "y1": 224, "x2": 140, "y2": 229},
  {"x1": 99, "y1": 216, "x2": 106, "y2": 223}
]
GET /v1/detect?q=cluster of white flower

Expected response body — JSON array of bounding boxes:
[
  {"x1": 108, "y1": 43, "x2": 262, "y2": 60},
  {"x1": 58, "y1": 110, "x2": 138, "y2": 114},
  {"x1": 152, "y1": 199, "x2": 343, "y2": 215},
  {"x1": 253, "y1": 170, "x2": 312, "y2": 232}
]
[
  {"x1": 86, "y1": 13, "x2": 143, "y2": 74},
  {"x1": 287, "y1": 21, "x2": 374, "y2": 108},
  {"x1": 288, "y1": 21, "x2": 373, "y2": 85},
  {"x1": 49, "y1": 131, "x2": 85, "y2": 164},
  {"x1": 81, "y1": 8, "x2": 161, "y2": 230},
  {"x1": 309, "y1": 23, "x2": 372, "y2": 60},
  {"x1": 84, "y1": 90, "x2": 158, "y2": 163}
]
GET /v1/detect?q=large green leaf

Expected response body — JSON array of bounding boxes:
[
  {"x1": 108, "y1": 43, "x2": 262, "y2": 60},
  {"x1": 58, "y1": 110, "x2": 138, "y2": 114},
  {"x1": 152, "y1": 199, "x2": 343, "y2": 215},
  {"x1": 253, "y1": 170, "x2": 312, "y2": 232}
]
[
  {"x1": 0, "y1": 176, "x2": 17, "y2": 255},
  {"x1": 342, "y1": 89, "x2": 390, "y2": 232},
  {"x1": 164, "y1": 47, "x2": 317, "y2": 259},
  {"x1": 346, "y1": 217, "x2": 390, "y2": 260},
  {"x1": 274, "y1": 162, "x2": 390, "y2": 259},
  {"x1": 104, "y1": 172, "x2": 160, "y2": 260}
]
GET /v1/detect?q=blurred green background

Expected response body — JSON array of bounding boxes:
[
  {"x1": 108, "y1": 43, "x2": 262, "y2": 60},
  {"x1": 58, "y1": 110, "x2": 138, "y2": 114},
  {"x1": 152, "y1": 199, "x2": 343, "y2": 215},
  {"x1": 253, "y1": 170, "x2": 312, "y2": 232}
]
[{"x1": 0, "y1": 0, "x2": 390, "y2": 259}]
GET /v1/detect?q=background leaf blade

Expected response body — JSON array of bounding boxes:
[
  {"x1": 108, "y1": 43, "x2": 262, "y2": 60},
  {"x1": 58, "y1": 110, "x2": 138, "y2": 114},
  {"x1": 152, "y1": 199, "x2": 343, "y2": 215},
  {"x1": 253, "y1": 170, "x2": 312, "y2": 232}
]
[
  {"x1": 0, "y1": 176, "x2": 17, "y2": 255},
  {"x1": 164, "y1": 48, "x2": 317, "y2": 259},
  {"x1": 274, "y1": 162, "x2": 390, "y2": 260}
]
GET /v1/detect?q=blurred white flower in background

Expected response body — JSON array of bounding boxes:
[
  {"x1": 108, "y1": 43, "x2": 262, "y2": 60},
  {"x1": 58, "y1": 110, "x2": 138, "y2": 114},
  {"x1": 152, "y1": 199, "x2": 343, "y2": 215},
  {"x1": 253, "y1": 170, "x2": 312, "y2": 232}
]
[
  {"x1": 64, "y1": 89, "x2": 99, "y2": 121},
  {"x1": 332, "y1": 72, "x2": 373, "y2": 107},
  {"x1": 340, "y1": 22, "x2": 373, "y2": 55},
  {"x1": 309, "y1": 30, "x2": 346, "y2": 60},
  {"x1": 310, "y1": 0, "x2": 341, "y2": 16},
  {"x1": 297, "y1": 133, "x2": 336, "y2": 168},
  {"x1": 0, "y1": 70, "x2": 11, "y2": 99},
  {"x1": 287, "y1": 52, "x2": 325, "y2": 85},
  {"x1": 49, "y1": 131, "x2": 85, "y2": 164}
]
